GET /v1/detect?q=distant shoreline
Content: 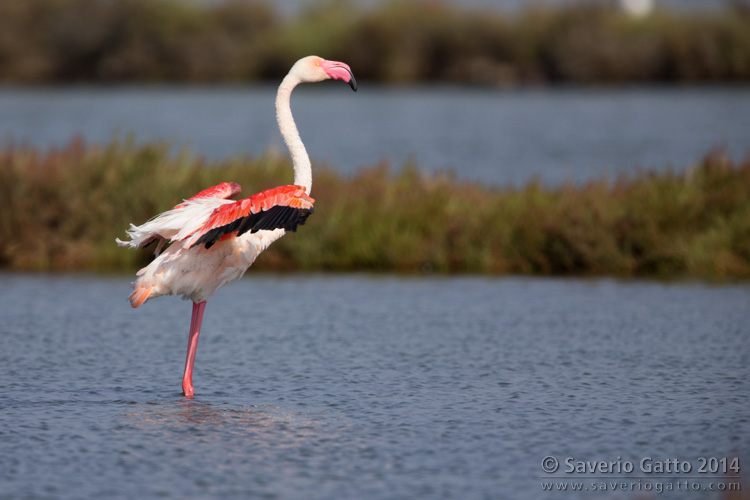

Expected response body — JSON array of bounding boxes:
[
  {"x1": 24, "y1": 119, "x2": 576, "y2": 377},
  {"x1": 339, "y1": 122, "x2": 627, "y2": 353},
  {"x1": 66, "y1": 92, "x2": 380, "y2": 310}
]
[
  {"x1": 1, "y1": 0, "x2": 749, "y2": 85},
  {"x1": 2, "y1": 139, "x2": 748, "y2": 278}
]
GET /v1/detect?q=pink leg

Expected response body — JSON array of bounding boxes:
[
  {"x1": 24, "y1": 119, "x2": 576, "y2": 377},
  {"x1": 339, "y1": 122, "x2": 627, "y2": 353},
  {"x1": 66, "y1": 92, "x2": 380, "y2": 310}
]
[{"x1": 182, "y1": 301, "x2": 207, "y2": 397}]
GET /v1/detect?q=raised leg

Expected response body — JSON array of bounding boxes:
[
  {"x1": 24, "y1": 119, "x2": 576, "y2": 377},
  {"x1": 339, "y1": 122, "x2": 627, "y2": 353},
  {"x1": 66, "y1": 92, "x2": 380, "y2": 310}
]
[{"x1": 182, "y1": 300, "x2": 207, "y2": 397}]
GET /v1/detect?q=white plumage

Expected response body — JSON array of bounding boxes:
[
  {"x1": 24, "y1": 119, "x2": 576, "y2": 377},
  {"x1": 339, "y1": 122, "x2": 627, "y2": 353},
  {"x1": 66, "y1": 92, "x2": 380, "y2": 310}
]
[
  {"x1": 131, "y1": 225, "x2": 285, "y2": 304},
  {"x1": 116, "y1": 197, "x2": 235, "y2": 250}
]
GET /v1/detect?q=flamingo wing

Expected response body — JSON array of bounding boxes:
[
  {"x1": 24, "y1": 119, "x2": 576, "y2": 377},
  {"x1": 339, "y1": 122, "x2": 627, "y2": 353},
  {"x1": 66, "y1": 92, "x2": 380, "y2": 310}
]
[
  {"x1": 175, "y1": 181, "x2": 242, "y2": 208},
  {"x1": 117, "y1": 182, "x2": 242, "y2": 251},
  {"x1": 186, "y1": 185, "x2": 315, "y2": 249}
]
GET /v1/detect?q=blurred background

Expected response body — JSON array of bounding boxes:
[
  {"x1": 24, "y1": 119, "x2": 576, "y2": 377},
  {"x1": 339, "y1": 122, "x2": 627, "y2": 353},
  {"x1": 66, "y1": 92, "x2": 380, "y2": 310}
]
[
  {"x1": 1, "y1": 0, "x2": 750, "y2": 275},
  {"x1": 1, "y1": 0, "x2": 749, "y2": 186}
]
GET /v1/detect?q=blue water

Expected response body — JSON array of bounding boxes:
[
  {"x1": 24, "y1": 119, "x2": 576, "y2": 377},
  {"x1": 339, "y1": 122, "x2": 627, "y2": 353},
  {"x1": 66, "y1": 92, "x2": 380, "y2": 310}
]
[
  {"x1": 1, "y1": 273, "x2": 748, "y2": 498},
  {"x1": 0, "y1": 86, "x2": 748, "y2": 186},
  {"x1": 272, "y1": 0, "x2": 712, "y2": 17}
]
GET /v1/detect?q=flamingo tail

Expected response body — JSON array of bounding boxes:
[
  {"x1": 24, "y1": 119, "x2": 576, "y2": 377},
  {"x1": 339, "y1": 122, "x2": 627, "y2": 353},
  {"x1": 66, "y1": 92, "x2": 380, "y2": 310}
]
[{"x1": 129, "y1": 285, "x2": 155, "y2": 308}]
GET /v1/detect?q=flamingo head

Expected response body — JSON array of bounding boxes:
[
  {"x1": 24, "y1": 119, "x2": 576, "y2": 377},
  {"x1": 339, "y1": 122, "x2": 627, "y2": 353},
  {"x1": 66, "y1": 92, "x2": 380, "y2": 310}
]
[{"x1": 291, "y1": 56, "x2": 357, "y2": 92}]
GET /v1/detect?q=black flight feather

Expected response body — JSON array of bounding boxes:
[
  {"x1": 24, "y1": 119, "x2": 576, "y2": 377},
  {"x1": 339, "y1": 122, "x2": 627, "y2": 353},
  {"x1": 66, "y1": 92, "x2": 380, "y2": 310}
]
[{"x1": 191, "y1": 205, "x2": 313, "y2": 249}]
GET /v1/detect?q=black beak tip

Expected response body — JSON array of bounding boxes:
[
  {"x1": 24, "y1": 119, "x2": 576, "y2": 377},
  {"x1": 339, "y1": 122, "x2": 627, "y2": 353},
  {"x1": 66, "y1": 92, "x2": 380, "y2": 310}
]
[{"x1": 349, "y1": 76, "x2": 358, "y2": 92}]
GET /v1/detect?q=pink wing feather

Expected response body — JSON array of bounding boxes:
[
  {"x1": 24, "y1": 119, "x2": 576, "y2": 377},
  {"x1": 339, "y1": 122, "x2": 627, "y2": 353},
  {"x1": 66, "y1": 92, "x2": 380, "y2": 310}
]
[
  {"x1": 186, "y1": 185, "x2": 315, "y2": 249},
  {"x1": 174, "y1": 182, "x2": 242, "y2": 208}
]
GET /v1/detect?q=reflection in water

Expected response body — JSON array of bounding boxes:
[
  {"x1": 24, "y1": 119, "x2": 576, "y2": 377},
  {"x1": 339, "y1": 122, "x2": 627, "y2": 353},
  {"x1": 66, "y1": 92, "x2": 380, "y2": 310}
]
[
  {"x1": 122, "y1": 400, "x2": 261, "y2": 426},
  {"x1": 119, "y1": 400, "x2": 333, "y2": 454},
  {"x1": 121, "y1": 400, "x2": 321, "y2": 428}
]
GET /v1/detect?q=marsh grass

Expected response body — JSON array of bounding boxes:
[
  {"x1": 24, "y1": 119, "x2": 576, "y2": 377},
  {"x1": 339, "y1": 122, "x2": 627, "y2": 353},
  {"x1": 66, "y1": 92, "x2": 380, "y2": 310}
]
[{"x1": 1, "y1": 139, "x2": 748, "y2": 278}]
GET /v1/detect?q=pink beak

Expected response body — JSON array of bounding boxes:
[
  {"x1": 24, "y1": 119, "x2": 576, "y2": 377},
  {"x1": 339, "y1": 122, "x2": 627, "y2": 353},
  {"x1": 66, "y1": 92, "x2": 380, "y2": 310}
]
[{"x1": 320, "y1": 60, "x2": 357, "y2": 91}]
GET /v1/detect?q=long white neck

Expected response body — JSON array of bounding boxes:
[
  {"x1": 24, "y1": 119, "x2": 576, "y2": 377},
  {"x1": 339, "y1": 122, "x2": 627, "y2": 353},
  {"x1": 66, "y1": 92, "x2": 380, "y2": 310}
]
[{"x1": 276, "y1": 73, "x2": 312, "y2": 194}]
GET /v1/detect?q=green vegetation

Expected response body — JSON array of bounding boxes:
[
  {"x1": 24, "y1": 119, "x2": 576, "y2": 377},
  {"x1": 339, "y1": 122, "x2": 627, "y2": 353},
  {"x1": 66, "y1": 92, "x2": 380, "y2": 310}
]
[
  {"x1": 0, "y1": 0, "x2": 749, "y2": 85},
  {"x1": 1, "y1": 138, "x2": 749, "y2": 278}
]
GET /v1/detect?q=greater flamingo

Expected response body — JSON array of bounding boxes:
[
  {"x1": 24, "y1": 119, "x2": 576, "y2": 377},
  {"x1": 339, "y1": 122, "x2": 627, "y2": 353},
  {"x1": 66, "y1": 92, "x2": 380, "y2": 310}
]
[{"x1": 117, "y1": 56, "x2": 357, "y2": 396}]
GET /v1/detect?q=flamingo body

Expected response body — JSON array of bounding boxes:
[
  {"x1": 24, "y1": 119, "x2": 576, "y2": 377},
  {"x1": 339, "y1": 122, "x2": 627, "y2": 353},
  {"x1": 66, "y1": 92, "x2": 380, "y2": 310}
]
[
  {"x1": 118, "y1": 184, "x2": 314, "y2": 305},
  {"x1": 117, "y1": 56, "x2": 356, "y2": 396}
]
